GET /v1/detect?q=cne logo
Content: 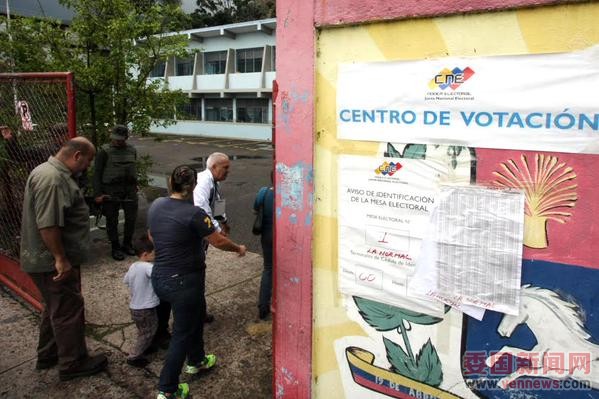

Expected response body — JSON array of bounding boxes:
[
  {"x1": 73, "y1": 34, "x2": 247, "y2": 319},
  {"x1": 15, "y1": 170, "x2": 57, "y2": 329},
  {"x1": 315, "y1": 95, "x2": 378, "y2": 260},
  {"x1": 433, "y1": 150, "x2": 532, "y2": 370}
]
[
  {"x1": 374, "y1": 161, "x2": 402, "y2": 177},
  {"x1": 429, "y1": 67, "x2": 475, "y2": 91}
]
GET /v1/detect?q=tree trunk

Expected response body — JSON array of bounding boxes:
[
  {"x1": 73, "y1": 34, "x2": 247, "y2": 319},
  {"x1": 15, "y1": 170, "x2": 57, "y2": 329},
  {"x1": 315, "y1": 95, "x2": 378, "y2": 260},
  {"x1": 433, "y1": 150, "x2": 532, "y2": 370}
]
[{"x1": 89, "y1": 92, "x2": 97, "y2": 146}]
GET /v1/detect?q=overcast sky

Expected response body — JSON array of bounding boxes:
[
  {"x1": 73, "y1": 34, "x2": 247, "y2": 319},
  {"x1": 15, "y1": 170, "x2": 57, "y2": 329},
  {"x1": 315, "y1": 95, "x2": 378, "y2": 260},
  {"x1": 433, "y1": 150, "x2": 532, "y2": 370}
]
[
  {"x1": 0, "y1": 0, "x2": 197, "y2": 22},
  {"x1": 0, "y1": 0, "x2": 75, "y2": 22}
]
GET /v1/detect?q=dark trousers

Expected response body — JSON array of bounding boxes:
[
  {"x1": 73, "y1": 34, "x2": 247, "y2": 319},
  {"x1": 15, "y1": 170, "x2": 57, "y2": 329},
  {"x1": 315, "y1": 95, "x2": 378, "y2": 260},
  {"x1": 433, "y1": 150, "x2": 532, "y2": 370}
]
[
  {"x1": 129, "y1": 308, "x2": 158, "y2": 360},
  {"x1": 28, "y1": 268, "x2": 88, "y2": 371},
  {"x1": 152, "y1": 271, "x2": 206, "y2": 393},
  {"x1": 202, "y1": 240, "x2": 211, "y2": 318},
  {"x1": 103, "y1": 197, "x2": 138, "y2": 246},
  {"x1": 155, "y1": 300, "x2": 172, "y2": 337},
  {"x1": 258, "y1": 228, "x2": 273, "y2": 311}
]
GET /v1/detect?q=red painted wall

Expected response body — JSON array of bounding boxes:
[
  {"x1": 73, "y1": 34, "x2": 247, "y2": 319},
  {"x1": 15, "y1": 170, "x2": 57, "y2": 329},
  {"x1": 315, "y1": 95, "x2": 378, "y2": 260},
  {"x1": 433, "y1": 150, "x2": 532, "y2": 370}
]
[
  {"x1": 274, "y1": 0, "x2": 578, "y2": 398},
  {"x1": 273, "y1": 1, "x2": 315, "y2": 398},
  {"x1": 314, "y1": 0, "x2": 574, "y2": 26}
]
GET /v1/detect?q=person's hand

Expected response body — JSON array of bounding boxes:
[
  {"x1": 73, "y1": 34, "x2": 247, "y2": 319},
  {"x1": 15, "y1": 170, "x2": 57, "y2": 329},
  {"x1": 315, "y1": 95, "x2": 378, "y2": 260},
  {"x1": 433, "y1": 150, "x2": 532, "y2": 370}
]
[
  {"x1": 53, "y1": 257, "x2": 73, "y2": 282},
  {"x1": 1, "y1": 128, "x2": 13, "y2": 140},
  {"x1": 95, "y1": 194, "x2": 110, "y2": 204},
  {"x1": 237, "y1": 245, "x2": 247, "y2": 257}
]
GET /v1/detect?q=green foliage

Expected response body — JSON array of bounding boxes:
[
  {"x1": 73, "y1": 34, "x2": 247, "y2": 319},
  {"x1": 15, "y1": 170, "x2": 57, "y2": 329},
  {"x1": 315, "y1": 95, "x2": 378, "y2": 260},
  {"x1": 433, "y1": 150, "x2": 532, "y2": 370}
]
[
  {"x1": 190, "y1": 0, "x2": 275, "y2": 28},
  {"x1": 0, "y1": 16, "x2": 65, "y2": 73},
  {"x1": 136, "y1": 153, "x2": 154, "y2": 188},
  {"x1": 0, "y1": 1, "x2": 192, "y2": 145},
  {"x1": 353, "y1": 296, "x2": 444, "y2": 331}
]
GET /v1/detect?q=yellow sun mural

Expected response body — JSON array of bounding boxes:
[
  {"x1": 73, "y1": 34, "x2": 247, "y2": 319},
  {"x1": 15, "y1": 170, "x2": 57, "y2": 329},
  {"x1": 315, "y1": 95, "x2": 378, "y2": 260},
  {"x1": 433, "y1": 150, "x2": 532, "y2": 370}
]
[{"x1": 492, "y1": 154, "x2": 577, "y2": 248}]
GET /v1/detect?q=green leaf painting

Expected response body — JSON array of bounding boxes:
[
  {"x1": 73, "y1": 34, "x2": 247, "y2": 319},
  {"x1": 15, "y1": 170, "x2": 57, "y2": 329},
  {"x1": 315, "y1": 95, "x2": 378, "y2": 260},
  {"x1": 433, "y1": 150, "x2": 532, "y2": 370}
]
[
  {"x1": 445, "y1": 146, "x2": 464, "y2": 170},
  {"x1": 354, "y1": 297, "x2": 443, "y2": 331},
  {"x1": 355, "y1": 297, "x2": 444, "y2": 387},
  {"x1": 402, "y1": 144, "x2": 427, "y2": 159},
  {"x1": 414, "y1": 339, "x2": 443, "y2": 386},
  {"x1": 385, "y1": 143, "x2": 402, "y2": 157},
  {"x1": 386, "y1": 142, "x2": 472, "y2": 172},
  {"x1": 384, "y1": 337, "x2": 417, "y2": 376},
  {"x1": 385, "y1": 337, "x2": 443, "y2": 387}
]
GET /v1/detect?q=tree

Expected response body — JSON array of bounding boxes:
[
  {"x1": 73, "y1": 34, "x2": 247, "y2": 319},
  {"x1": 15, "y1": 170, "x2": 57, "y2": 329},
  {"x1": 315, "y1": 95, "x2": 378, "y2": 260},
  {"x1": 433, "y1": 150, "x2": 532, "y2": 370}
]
[
  {"x1": 0, "y1": 17, "x2": 65, "y2": 73},
  {"x1": 0, "y1": 0, "x2": 192, "y2": 145},
  {"x1": 190, "y1": 0, "x2": 275, "y2": 28}
]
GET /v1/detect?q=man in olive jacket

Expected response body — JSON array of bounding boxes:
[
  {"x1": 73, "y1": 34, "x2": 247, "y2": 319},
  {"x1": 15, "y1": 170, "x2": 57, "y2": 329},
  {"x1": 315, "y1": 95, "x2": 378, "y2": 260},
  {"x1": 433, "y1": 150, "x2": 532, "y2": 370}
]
[
  {"x1": 93, "y1": 125, "x2": 138, "y2": 261},
  {"x1": 20, "y1": 137, "x2": 108, "y2": 380}
]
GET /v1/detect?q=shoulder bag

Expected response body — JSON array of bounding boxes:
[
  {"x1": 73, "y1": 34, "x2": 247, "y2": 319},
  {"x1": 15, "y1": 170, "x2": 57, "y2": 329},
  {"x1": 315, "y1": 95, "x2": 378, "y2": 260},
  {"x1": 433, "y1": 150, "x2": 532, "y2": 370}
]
[{"x1": 252, "y1": 187, "x2": 267, "y2": 235}]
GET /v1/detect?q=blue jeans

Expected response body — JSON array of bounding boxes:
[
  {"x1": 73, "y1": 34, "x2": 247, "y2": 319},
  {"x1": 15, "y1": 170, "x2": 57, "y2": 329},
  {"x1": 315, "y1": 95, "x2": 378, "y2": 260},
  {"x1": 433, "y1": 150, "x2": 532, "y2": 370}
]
[
  {"x1": 152, "y1": 271, "x2": 206, "y2": 393},
  {"x1": 258, "y1": 228, "x2": 273, "y2": 311}
]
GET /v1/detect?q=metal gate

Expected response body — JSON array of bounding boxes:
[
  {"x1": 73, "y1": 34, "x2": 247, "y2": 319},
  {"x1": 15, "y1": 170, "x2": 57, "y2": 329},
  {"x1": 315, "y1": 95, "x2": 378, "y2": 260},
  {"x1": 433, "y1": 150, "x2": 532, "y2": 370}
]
[{"x1": 0, "y1": 72, "x2": 76, "y2": 310}]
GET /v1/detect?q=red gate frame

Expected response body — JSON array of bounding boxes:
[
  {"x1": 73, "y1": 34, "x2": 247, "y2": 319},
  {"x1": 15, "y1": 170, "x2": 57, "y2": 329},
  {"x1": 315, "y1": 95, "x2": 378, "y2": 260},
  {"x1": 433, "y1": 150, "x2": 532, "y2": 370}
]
[{"x1": 0, "y1": 72, "x2": 76, "y2": 311}]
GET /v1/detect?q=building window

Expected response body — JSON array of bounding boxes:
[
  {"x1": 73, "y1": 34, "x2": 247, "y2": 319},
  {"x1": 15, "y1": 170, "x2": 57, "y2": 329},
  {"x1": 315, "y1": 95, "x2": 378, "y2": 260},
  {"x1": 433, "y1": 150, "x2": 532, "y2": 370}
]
[
  {"x1": 176, "y1": 57, "x2": 194, "y2": 76},
  {"x1": 204, "y1": 51, "x2": 227, "y2": 74},
  {"x1": 269, "y1": 46, "x2": 276, "y2": 71},
  {"x1": 205, "y1": 98, "x2": 232, "y2": 122},
  {"x1": 236, "y1": 47, "x2": 263, "y2": 73},
  {"x1": 177, "y1": 98, "x2": 202, "y2": 120},
  {"x1": 237, "y1": 98, "x2": 268, "y2": 123},
  {"x1": 150, "y1": 61, "x2": 166, "y2": 78}
]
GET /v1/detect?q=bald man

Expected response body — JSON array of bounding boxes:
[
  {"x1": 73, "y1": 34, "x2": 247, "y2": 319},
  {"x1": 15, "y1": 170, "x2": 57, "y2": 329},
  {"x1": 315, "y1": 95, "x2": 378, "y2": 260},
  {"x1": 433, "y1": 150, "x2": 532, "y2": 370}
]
[
  {"x1": 192, "y1": 152, "x2": 231, "y2": 324},
  {"x1": 20, "y1": 137, "x2": 108, "y2": 381}
]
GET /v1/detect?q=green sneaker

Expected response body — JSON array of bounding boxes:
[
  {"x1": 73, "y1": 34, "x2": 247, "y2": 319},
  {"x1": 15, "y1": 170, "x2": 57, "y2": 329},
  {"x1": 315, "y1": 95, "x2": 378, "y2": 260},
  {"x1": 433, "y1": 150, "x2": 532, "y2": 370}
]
[
  {"x1": 184, "y1": 354, "x2": 217, "y2": 374},
  {"x1": 156, "y1": 383, "x2": 189, "y2": 399}
]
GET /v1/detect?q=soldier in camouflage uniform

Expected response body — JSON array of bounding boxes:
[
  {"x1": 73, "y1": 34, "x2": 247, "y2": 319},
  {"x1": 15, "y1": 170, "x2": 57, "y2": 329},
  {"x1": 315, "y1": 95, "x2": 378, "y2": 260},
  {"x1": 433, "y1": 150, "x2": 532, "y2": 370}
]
[{"x1": 93, "y1": 125, "x2": 138, "y2": 261}]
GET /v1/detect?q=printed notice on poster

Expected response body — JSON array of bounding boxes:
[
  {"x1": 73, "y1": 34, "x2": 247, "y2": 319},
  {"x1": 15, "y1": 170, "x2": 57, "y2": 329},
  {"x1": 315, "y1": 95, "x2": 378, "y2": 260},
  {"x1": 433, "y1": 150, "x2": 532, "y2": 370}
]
[{"x1": 338, "y1": 155, "x2": 447, "y2": 316}]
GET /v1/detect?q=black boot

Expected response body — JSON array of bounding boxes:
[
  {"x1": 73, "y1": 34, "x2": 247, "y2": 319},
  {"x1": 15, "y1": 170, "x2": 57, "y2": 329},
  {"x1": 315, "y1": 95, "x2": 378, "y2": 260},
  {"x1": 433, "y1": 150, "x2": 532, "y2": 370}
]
[
  {"x1": 121, "y1": 241, "x2": 135, "y2": 256},
  {"x1": 111, "y1": 242, "x2": 125, "y2": 261}
]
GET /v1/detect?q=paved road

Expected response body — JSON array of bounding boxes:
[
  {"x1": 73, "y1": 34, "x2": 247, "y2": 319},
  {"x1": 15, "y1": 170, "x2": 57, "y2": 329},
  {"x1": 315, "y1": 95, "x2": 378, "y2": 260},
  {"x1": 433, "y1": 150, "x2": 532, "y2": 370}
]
[
  {"x1": 0, "y1": 135, "x2": 275, "y2": 399},
  {"x1": 129, "y1": 135, "x2": 274, "y2": 254}
]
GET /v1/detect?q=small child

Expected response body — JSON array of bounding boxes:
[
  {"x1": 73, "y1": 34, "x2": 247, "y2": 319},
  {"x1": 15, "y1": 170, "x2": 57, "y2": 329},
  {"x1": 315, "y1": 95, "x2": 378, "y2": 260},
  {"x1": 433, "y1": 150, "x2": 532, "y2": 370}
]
[{"x1": 123, "y1": 235, "x2": 159, "y2": 368}]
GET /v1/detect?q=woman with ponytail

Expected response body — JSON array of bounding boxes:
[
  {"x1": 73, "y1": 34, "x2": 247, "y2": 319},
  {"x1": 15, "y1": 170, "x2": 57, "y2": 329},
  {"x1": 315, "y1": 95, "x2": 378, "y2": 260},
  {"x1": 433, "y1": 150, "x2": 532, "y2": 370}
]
[{"x1": 148, "y1": 165, "x2": 247, "y2": 399}]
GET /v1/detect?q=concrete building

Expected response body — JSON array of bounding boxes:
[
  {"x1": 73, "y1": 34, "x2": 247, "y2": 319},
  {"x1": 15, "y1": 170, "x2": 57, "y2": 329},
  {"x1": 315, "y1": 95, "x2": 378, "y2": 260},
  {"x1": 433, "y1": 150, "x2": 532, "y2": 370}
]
[{"x1": 149, "y1": 18, "x2": 276, "y2": 141}]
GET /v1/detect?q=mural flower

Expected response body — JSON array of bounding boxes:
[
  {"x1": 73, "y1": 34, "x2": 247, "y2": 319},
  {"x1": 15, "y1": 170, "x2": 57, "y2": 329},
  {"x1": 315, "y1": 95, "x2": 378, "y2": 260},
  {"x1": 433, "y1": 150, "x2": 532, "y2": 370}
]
[{"x1": 492, "y1": 154, "x2": 577, "y2": 248}]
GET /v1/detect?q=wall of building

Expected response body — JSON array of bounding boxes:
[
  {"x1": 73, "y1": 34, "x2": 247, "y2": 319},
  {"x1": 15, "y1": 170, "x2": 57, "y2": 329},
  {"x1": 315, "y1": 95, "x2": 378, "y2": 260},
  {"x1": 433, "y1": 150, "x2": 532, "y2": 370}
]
[
  {"x1": 151, "y1": 119, "x2": 272, "y2": 141},
  {"x1": 186, "y1": 31, "x2": 275, "y2": 52},
  {"x1": 149, "y1": 23, "x2": 276, "y2": 141},
  {"x1": 274, "y1": 0, "x2": 599, "y2": 398}
]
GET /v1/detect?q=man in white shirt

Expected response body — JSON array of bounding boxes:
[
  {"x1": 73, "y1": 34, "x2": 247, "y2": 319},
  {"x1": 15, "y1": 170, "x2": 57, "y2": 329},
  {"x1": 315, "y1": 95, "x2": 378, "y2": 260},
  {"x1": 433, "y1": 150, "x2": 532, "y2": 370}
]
[
  {"x1": 193, "y1": 152, "x2": 231, "y2": 236},
  {"x1": 192, "y1": 152, "x2": 231, "y2": 322}
]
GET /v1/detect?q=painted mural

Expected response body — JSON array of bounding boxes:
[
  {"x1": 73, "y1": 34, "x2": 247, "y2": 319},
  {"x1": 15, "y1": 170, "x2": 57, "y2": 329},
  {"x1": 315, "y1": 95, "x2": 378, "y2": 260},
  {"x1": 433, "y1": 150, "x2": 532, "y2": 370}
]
[
  {"x1": 492, "y1": 154, "x2": 577, "y2": 249},
  {"x1": 466, "y1": 260, "x2": 599, "y2": 398},
  {"x1": 331, "y1": 143, "x2": 599, "y2": 398},
  {"x1": 312, "y1": 3, "x2": 599, "y2": 399}
]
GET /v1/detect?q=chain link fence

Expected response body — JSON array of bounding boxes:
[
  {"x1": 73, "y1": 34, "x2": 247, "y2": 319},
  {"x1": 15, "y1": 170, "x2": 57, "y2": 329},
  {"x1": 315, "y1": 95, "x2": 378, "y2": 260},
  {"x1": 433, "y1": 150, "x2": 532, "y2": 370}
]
[{"x1": 0, "y1": 73, "x2": 75, "y2": 261}]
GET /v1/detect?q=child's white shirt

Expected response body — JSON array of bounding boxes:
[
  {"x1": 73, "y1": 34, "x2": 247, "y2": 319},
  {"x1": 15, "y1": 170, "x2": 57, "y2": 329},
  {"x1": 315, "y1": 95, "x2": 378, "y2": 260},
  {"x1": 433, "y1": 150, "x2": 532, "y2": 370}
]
[{"x1": 123, "y1": 261, "x2": 160, "y2": 310}]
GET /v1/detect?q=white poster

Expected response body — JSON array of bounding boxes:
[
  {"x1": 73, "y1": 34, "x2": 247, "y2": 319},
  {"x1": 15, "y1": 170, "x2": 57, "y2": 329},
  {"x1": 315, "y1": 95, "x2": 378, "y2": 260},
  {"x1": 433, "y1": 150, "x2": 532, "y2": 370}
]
[
  {"x1": 409, "y1": 186, "x2": 525, "y2": 316},
  {"x1": 337, "y1": 45, "x2": 599, "y2": 154},
  {"x1": 337, "y1": 155, "x2": 446, "y2": 316},
  {"x1": 17, "y1": 100, "x2": 33, "y2": 131}
]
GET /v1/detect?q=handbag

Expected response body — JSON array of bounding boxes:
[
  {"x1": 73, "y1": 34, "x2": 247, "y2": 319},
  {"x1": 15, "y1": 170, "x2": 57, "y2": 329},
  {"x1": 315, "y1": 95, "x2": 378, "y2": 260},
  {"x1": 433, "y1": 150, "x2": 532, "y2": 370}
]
[{"x1": 252, "y1": 187, "x2": 267, "y2": 235}]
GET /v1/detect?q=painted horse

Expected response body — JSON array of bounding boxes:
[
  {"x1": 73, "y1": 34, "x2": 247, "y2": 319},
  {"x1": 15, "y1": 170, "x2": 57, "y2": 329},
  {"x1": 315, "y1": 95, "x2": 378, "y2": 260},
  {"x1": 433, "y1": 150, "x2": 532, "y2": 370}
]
[{"x1": 486, "y1": 285, "x2": 599, "y2": 389}]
